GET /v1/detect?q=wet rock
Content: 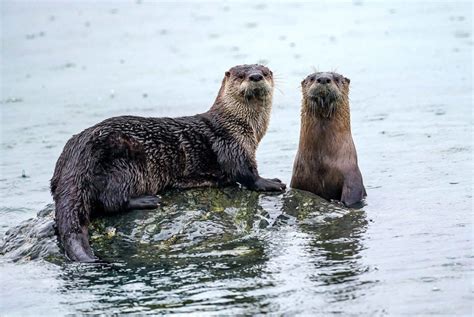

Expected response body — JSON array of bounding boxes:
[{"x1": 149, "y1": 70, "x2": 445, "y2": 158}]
[
  {"x1": 0, "y1": 187, "x2": 364, "y2": 264},
  {"x1": 0, "y1": 204, "x2": 61, "y2": 263}
]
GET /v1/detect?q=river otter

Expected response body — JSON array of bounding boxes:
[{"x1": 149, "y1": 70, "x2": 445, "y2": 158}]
[
  {"x1": 290, "y1": 71, "x2": 366, "y2": 207},
  {"x1": 51, "y1": 64, "x2": 285, "y2": 262}
]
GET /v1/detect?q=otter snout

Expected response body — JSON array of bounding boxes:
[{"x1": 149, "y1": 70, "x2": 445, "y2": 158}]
[
  {"x1": 245, "y1": 71, "x2": 268, "y2": 88},
  {"x1": 308, "y1": 84, "x2": 337, "y2": 102},
  {"x1": 249, "y1": 73, "x2": 264, "y2": 82},
  {"x1": 303, "y1": 72, "x2": 345, "y2": 101},
  {"x1": 241, "y1": 69, "x2": 272, "y2": 99},
  {"x1": 316, "y1": 76, "x2": 331, "y2": 85},
  {"x1": 309, "y1": 74, "x2": 337, "y2": 95}
]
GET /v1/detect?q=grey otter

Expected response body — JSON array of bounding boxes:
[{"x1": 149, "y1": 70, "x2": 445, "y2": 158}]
[
  {"x1": 51, "y1": 64, "x2": 285, "y2": 262},
  {"x1": 290, "y1": 71, "x2": 366, "y2": 207}
]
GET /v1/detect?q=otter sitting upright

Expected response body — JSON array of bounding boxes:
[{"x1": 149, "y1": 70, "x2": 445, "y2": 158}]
[
  {"x1": 290, "y1": 71, "x2": 366, "y2": 207},
  {"x1": 51, "y1": 64, "x2": 285, "y2": 262}
]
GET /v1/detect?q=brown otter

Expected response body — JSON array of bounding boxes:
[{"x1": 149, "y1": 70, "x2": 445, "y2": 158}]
[
  {"x1": 290, "y1": 71, "x2": 366, "y2": 207},
  {"x1": 51, "y1": 64, "x2": 285, "y2": 262}
]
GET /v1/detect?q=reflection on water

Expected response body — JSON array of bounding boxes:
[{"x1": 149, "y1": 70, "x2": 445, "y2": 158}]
[{"x1": 1, "y1": 187, "x2": 370, "y2": 314}]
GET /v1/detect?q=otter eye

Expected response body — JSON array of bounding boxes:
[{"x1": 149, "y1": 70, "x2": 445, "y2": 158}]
[
  {"x1": 238, "y1": 74, "x2": 245, "y2": 79},
  {"x1": 263, "y1": 71, "x2": 269, "y2": 77},
  {"x1": 334, "y1": 77, "x2": 340, "y2": 83},
  {"x1": 309, "y1": 76, "x2": 315, "y2": 82}
]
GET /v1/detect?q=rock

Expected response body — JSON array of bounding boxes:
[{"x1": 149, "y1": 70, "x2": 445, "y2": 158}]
[{"x1": 0, "y1": 187, "x2": 365, "y2": 264}]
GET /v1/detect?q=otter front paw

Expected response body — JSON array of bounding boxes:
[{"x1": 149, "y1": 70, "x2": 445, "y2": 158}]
[{"x1": 252, "y1": 177, "x2": 286, "y2": 192}]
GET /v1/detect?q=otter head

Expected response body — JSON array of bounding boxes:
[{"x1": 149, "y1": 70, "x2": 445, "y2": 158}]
[
  {"x1": 301, "y1": 72, "x2": 350, "y2": 119},
  {"x1": 221, "y1": 64, "x2": 274, "y2": 103},
  {"x1": 212, "y1": 64, "x2": 275, "y2": 143}
]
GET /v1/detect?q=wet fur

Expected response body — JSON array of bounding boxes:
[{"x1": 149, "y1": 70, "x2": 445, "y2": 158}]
[
  {"x1": 51, "y1": 64, "x2": 285, "y2": 262},
  {"x1": 290, "y1": 72, "x2": 366, "y2": 207}
]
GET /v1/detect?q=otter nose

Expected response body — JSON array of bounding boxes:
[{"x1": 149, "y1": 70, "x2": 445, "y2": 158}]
[
  {"x1": 249, "y1": 73, "x2": 263, "y2": 82},
  {"x1": 317, "y1": 77, "x2": 331, "y2": 84}
]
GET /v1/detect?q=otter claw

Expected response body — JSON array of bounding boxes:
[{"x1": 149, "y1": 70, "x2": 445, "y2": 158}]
[{"x1": 276, "y1": 181, "x2": 287, "y2": 191}]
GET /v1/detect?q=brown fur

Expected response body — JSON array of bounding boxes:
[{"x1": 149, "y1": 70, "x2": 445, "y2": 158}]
[
  {"x1": 290, "y1": 72, "x2": 366, "y2": 207},
  {"x1": 51, "y1": 64, "x2": 285, "y2": 262}
]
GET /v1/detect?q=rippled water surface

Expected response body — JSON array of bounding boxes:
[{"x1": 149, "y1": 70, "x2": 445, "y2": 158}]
[
  {"x1": 1, "y1": 1, "x2": 472, "y2": 315},
  {"x1": 1, "y1": 188, "x2": 370, "y2": 314}
]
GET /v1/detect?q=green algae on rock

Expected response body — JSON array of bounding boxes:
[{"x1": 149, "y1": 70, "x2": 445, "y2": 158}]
[{"x1": 1, "y1": 187, "x2": 365, "y2": 264}]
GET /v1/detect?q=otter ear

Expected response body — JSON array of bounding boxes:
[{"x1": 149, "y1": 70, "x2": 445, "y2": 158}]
[
  {"x1": 301, "y1": 79, "x2": 306, "y2": 86},
  {"x1": 344, "y1": 77, "x2": 350, "y2": 85},
  {"x1": 225, "y1": 71, "x2": 230, "y2": 78}
]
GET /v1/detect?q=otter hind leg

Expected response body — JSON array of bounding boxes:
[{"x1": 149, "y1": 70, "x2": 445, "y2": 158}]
[
  {"x1": 99, "y1": 163, "x2": 154, "y2": 213},
  {"x1": 98, "y1": 133, "x2": 152, "y2": 213},
  {"x1": 127, "y1": 196, "x2": 160, "y2": 210}
]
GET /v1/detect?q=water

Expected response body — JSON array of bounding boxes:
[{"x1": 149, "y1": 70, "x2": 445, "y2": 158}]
[
  {"x1": 1, "y1": 1, "x2": 472, "y2": 315},
  {"x1": 1, "y1": 188, "x2": 369, "y2": 314}
]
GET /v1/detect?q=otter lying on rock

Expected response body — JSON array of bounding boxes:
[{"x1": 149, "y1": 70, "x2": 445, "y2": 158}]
[
  {"x1": 51, "y1": 64, "x2": 285, "y2": 262},
  {"x1": 291, "y1": 71, "x2": 366, "y2": 207}
]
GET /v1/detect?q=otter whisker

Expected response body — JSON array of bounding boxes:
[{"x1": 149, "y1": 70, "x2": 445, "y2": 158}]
[
  {"x1": 274, "y1": 86, "x2": 284, "y2": 96},
  {"x1": 272, "y1": 72, "x2": 286, "y2": 80},
  {"x1": 272, "y1": 79, "x2": 287, "y2": 86}
]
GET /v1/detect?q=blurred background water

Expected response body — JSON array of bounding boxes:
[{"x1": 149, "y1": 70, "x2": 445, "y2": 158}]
[{"x1": 0, "y1": 1, "x2": 472, "y2": 315}]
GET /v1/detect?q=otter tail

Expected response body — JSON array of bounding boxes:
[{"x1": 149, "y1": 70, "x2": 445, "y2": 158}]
[
  {"x1": 51, "y1": 132, "x2": 100, "y2": 263},
  {"x1": 54, "y1": 189, "x2": 97, "y2": 262}
]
